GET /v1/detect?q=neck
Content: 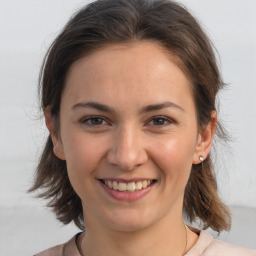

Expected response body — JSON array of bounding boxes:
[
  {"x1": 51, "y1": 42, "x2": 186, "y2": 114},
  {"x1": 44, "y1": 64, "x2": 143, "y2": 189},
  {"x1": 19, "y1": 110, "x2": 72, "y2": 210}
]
[{"x1": 80, "y1": 213, "x2": 189, "y2": 256}]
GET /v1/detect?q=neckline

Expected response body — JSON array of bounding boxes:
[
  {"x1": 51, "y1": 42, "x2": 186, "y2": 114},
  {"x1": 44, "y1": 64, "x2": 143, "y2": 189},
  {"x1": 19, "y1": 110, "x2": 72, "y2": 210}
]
[
  {"x1": 71, "y1": 230, "x2": 214, "y2": 256},
  {"x1": 184, "y1": 230, "x2": 214, "y2": 255}
]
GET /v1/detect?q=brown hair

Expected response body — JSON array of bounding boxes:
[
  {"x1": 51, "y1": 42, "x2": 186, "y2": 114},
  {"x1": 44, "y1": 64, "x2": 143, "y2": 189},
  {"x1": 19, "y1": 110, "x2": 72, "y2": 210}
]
[{"x1": 29, "y1": 0, "x2": 231, "y2": 231}]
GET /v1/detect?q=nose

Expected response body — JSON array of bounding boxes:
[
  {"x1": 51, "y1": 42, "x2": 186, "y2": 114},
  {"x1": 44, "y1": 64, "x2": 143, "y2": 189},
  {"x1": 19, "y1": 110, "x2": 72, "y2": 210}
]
[{"x1": 107, "y1": 126, "x2": 148, "y2": 171}]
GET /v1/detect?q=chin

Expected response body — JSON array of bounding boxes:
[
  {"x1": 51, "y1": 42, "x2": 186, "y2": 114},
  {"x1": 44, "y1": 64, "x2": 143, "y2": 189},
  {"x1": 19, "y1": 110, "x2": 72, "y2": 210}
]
[{"x1": 103, "y1": 209, "x2": 156, "y2": 233}]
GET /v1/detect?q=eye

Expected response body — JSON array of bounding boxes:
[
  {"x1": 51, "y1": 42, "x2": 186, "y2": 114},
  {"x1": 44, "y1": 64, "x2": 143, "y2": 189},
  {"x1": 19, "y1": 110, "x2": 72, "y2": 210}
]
[
  {"x1": 80, "y1": 116, "x2": 109, "y2": 127},
  {"x1": 147, "y1": 116, "x2": 173, "y2": 126}
]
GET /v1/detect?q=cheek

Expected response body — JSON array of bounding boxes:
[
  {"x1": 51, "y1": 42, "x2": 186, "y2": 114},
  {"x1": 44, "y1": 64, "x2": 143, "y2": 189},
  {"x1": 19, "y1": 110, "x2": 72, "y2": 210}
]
[
  {"x1": 61, "y1": 130, "x2": 106, "y2": 189},
  {"x1": 152, "y1": 136, "x2": 196, "y2": 183}
]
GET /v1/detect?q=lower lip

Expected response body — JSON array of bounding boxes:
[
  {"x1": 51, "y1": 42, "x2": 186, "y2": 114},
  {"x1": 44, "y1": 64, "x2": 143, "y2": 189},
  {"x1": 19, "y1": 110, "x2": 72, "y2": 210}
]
[{"x1": 98, "y1": 181, "x2": 155, "y2": 202}]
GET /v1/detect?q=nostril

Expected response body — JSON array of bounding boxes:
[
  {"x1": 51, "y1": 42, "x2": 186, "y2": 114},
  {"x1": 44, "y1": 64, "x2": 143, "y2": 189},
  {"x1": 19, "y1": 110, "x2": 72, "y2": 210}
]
[{"x1": 106, "y1": 145, "x2": 148, "y2": 171}]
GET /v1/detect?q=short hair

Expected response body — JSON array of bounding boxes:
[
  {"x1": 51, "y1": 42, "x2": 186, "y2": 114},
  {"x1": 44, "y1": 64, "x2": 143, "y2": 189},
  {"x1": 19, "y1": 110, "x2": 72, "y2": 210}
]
[{"x1": 29, "y1": 0, "x2": 231, "y2": 231}]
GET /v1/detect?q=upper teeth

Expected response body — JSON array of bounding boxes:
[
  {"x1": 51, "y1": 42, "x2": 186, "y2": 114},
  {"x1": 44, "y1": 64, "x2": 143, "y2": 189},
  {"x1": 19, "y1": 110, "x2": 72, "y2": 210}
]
[{"x1": 104, "y1": 180, "x2": 153, "y2": 192}]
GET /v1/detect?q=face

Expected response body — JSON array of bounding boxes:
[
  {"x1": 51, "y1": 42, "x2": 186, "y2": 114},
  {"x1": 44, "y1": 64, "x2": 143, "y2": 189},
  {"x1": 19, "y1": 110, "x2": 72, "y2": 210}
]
[{"x1": 47, "y1": 41, "x2": 214, "y2": 232}]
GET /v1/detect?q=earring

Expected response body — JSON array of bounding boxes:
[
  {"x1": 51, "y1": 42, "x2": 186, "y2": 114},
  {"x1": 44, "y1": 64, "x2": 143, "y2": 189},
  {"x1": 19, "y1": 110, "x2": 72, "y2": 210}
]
[{"x1": 199, "y1": 156, "x2": 204, "y2": 162}]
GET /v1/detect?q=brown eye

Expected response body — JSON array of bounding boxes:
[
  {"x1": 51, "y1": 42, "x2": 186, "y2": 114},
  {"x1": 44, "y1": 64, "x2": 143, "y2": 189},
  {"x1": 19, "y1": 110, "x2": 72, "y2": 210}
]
[
  {"x1": 81, "y1": 116, "x2": 107, "y2": 127},
  {"x1": 148, "y1": 116, "x2": 172, "y2": 126}
]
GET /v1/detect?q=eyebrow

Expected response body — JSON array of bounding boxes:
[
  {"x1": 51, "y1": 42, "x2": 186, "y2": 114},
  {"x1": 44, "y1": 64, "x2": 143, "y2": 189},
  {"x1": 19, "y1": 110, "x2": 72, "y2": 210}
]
[{"x1": 71, "y1": 101, "x2": 185, "y2": 114}]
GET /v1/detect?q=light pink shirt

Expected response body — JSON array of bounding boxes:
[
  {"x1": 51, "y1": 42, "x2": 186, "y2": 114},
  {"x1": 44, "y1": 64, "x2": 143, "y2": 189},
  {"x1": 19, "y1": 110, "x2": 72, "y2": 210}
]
[{"x1": 34, "y1": 230, "x2": 256, "y2": 256}]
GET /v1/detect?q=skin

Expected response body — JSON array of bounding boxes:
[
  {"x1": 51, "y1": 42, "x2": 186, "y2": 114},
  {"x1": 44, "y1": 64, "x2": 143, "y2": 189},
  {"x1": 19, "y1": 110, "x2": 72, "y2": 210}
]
[{"x1": 45, "y1": 41, "x2": 216, "y2": 256}]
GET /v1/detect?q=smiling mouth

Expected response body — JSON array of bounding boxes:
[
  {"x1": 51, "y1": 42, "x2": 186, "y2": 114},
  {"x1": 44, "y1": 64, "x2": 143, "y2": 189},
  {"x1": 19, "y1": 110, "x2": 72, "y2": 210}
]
[{"x1": 99, "y1": 179, "x2": 157, "y2": 192}]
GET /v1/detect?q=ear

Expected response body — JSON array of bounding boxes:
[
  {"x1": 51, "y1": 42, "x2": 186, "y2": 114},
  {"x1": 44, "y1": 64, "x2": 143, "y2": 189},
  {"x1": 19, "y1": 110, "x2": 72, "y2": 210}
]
[
  {"x1": 193, "y1": 111, "x2": 217, "y2": 164},
  {"x1": 44, "y1": 107, "x2": 66, "y2": 160}
]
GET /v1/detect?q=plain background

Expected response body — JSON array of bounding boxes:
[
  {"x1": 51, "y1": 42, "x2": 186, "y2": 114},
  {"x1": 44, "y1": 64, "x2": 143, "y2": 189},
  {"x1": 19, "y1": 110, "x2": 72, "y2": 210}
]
[{"x1": 0, "y1": 0, "x2": 255, "y2": 255}]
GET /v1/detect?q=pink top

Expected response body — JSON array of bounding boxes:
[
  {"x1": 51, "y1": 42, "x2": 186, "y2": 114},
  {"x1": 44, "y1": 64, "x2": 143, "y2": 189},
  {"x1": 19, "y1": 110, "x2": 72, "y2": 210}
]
[{"x1": 34, "y1": 230, "x2": 256, "y2": 256}]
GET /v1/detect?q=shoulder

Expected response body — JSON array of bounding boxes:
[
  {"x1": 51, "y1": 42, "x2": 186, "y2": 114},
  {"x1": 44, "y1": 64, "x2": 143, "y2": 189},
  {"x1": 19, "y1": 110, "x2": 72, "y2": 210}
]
[
  {"x1": 204, "y1": 238, "x2": 256, "y2": 256},
  {"x1": 34, "y1": 233, "x2": 81, "y2": 256},
  {"x1": 34, "y1": 244, "x2": 64, "y2": 256},
  {"x1": 186, "y1": 230, "x2": 256, "y2": 256}
]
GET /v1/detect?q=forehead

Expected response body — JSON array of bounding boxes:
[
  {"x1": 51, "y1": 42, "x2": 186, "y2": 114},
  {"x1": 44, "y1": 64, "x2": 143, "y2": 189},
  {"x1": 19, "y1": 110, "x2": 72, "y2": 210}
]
[
  {"x1": 67, "y1": 41, "x2": 184, "y2": 83},
  {"x1": 63, "y1": 41, "x2": 194, "y2": 111}
]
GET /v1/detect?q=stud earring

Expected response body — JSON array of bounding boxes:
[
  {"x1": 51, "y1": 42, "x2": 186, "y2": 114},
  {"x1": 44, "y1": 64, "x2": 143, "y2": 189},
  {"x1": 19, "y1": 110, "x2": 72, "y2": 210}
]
[{"x1": 199, "y1": 156, "x2": 204, "y2": 162}]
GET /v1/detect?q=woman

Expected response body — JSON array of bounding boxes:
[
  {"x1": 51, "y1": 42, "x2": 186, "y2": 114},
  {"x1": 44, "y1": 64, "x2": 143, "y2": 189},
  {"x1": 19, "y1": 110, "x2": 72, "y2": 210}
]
[{"x1": 30, "y1": 0, "x2": 256, "y2": 255}]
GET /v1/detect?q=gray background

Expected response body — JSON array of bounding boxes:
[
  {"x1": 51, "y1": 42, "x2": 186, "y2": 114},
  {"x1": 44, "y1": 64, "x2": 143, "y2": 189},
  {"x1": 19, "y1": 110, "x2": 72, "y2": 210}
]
[{"x1": 0, "y1": 0, "x2": 255, "y2": 255}]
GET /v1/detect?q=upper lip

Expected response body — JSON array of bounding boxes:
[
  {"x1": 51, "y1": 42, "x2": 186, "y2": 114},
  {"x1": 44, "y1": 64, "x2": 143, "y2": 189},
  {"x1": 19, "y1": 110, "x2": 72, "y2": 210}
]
[{"x1": 98, "y1": 178, "x2": 156, "y2": 183}]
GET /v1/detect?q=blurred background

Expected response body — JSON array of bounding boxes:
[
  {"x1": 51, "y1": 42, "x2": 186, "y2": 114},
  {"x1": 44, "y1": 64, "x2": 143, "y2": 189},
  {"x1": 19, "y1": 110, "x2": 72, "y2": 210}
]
[{"x1": 0, "y1": 0, "x2": 255, "y2": 255}]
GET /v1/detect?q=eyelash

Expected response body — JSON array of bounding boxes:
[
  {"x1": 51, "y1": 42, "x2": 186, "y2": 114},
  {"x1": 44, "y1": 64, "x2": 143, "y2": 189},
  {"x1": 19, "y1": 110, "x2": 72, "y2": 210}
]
[
  {"x1": 147, "y1": 116, "x2": 174, "y2": 126},
  {"x1": 80, "y1": 115, "x2": 173, "y2": 128},
  {"x1": 81, "y1": 116, "x2": 109, "y2": 127}
]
